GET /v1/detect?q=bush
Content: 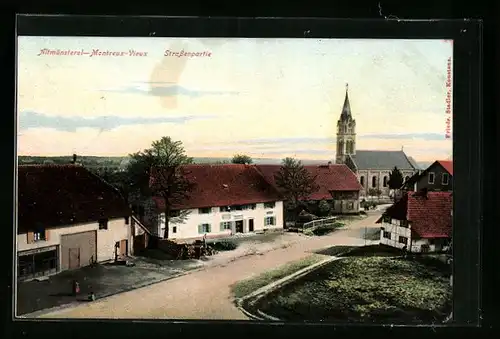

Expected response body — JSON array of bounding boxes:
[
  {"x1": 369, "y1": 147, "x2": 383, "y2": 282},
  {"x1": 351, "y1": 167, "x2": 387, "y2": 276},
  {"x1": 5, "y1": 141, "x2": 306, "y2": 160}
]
[{"x1": 209, "y1": 240, "x2": 237, "y2": 252}]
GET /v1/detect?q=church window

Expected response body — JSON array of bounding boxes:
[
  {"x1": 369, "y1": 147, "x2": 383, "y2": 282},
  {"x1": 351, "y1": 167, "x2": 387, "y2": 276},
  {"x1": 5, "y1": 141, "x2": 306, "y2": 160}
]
[
  {"x1": 383, "y1": 176, "x2": 388, "y2": 187},
  {"x1": 372, "y1": 176, "x2": 377, "y2": 188},
  {"x1": 360, "y1": 176, "x2": 365, "y2": 186}
]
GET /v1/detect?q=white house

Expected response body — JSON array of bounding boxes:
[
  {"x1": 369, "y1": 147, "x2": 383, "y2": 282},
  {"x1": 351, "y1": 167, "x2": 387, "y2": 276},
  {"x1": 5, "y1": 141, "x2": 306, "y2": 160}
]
[
  {"x1": 376, "y1": 191, "x2": 452, "y2": 253},
  {"x1": 144, "y1": 164, "x2": 285, "y2": 242},
  {"x1": 17, "y1": 164, "x2": 136, "y2": 281}
]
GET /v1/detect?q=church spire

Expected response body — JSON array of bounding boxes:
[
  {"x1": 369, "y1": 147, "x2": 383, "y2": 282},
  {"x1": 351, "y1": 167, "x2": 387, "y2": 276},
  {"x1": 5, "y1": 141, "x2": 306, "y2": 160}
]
[{"x1": 340, "y1": 83, "x2": 351, "y2": 120}]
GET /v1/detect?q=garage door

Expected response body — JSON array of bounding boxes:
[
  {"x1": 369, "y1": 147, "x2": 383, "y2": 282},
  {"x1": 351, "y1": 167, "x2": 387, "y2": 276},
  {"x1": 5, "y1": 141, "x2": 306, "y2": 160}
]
[{"x1": 60, "y1": 231, "x2": 97, "y2": 271}]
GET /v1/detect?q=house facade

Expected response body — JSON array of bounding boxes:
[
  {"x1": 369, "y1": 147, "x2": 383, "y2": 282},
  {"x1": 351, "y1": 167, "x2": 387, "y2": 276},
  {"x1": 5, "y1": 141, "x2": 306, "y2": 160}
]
[
  {"x1": 402, "y1": 160, "x2": 453, "y2": 192},
  {"x1": 146, "y1": 164, "x2": 284, "y2": 241},
  {"x1": 334, "y1": 84, "x2": 419, "y2": 197},
  {"x1": 376, "y1": 191, "x2": 452, "y2": 253},
  {"x1": 256, "y1": 163, "x2": 363, "y2": 215},
  {"x1": 17, "y1": 164, "x2": 134, "y2": 281}
]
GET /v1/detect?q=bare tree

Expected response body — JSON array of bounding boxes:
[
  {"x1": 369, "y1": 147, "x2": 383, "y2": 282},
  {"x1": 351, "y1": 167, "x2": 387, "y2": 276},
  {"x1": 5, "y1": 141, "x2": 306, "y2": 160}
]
[
  {"x1": 274, "y1": 157, "x2": 320, "y2": 222},
  {"x1": 127, "y1": 137, "x2": 195, "y2": 239}
]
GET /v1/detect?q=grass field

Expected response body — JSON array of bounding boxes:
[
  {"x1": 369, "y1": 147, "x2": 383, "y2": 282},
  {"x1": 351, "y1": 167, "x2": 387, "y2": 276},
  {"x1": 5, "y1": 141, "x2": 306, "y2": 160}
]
[
  {"x1": 231, "y1": 254, "x2": 325, "y2": 298},
  {"x1": 253, "y1": 256, "x2": 452, "y2": 324}
]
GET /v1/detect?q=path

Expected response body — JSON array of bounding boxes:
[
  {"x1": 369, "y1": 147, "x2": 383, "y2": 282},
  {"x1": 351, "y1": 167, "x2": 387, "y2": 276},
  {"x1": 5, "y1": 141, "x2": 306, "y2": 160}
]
[{"x1": 36, "y1": 212, "x2": 382, "y2": 319}]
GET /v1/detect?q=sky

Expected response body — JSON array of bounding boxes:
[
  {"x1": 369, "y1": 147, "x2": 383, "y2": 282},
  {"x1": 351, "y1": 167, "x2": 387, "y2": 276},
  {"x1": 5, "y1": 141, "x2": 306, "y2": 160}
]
[{"x1": 17, "y1": 37, "x2": 453, "y2": 162}]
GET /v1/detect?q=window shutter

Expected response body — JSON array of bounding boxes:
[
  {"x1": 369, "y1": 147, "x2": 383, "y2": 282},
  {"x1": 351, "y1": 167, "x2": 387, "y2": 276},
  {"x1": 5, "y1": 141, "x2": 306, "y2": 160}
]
[
  {"x1": 198, "y1": 224, "x2": 203, "y2": 234},
  {"x1": 220, "y1": 222, "x2": 225, "y2": 231},
  {"x1": 27, "y1": 232, "x2": 34, "y2": 244},
  {"x1": 44, "y1": 229, "x2": 50, "y2": 241},
  {"x1": 264, "y1": 217, "x2": 267, "y2": 226},
  {"x1": 272, "y1": 217, "x2": 275, "y2": 225},
  {"x1": 207, "y1": 224, "x2": 211, "y2": 233}
]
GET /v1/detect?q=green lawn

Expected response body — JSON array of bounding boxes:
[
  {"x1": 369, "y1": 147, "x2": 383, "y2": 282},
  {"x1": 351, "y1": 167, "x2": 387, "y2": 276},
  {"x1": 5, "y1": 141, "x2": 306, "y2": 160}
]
[
  {"x1": 231, "y1": 254, "x2": 325, "y2": 298},
  {"x1": 253, "y1": 256, "x2": 452, "y2": 323}
]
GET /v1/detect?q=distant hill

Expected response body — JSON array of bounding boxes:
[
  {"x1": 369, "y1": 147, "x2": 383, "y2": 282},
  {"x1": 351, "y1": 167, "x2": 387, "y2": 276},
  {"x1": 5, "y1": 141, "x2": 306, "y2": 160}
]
[{"x1": 17, "y1": 155, "x2": 330, "y2": 167}]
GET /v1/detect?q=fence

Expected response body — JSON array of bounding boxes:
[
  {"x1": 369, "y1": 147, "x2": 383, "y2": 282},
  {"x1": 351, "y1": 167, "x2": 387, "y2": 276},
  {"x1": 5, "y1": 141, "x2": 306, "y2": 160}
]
[{"x1": 303, "y1": 216, "x2": 339, "y2": 229}]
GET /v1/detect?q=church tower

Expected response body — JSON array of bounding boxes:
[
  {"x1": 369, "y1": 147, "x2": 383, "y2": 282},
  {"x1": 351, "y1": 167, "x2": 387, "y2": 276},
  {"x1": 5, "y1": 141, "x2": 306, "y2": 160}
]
[{"x1": 335, "y1": 83, "x2": 356, "y2": 164}]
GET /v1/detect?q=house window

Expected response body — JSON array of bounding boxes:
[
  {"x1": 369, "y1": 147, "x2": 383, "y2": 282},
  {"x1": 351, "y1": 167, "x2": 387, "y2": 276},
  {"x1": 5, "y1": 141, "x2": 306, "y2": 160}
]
[
  {"x1": 198, "y1": 207, "x2": 211, "y2": 214},
  {"x1": 264, "y1": 202, "x2": 275, "y2": 209},
  {"x1": 264, "y1": 216, "x2": 276, "y2": 226},
  {"x1": 99, "y1": 218, "x2": 109, "y2": 230},
  {"x1": 383, "y1": 176, "x2": 388, "y2": 187},
  {"x1": 220, "y1": 206, "x2": 230, "y2": 212},
  {"x1": 382, "y1": 215, "x2": 392, "y2": 223},
  {"x1": 198, "y1": 223, "x2": 211, "y2": 234},
  {"x1": 383, "y1": 231, "x2": 391, "y2": 239},
  {"x1": 220, "y1": 221, "x2": 232, "y2": 231},
  {"x1": 33, "y1": 229, "x2": 46, "y2": 241},
  {"x1": 241, "y1": 204, "x2": 256, "y2": 210},
  {"x1": 372, "y1": 176, "x2": 377, "y2": 188},
  {"x1": 360, "y1": 176, "x2": 365, "y2": 186},
  {"x1": 172, "y1": 226, "x2": 177, "y2": 234},
  {"x1": 398, "y1": 236, "x2": 408, "y2": 245},
  {"x1": 428, "y1": 172, "x2": 435, "y2": 184},
  {"x1": 169, "y1": 210, "x2": 180, "y2": 217},
  {"x1": 442, "y1": 173, "x2": 449, "y2": 185},
  {"x1": 232, "y1": 205, "x2": 243, "y2": 211},
  {"x1": 125, "y1": 217, "x2": 129, "y2": 225},
  {"x1": 346, "y1": 202, "x2": 354, "y2": 210}
]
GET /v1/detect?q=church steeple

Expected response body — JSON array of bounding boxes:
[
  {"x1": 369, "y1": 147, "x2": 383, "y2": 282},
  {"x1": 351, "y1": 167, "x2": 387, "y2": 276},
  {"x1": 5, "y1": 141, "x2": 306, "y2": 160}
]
[
  {"x1": 335, "y1": 83, "x2": 357, "y2": 165},
  {"x1": 340, "y1": 83, "x2": 352, "y2": 120}
]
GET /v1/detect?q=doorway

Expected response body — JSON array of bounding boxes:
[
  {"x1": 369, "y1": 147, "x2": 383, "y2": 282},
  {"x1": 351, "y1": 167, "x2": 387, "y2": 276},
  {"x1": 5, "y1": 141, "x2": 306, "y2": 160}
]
[
  {"x1": 68, "y1": 248, "x2": 80, "y2": 270},
  {"x1": 119, "y1": 239, "x2": 128, "y2": 256},
  {"x1": 235, "y1": 220, "x2": 244, "y2": 233},
  {"x1": 248, "y1": 219, "x2": 254, "y2": 232}
]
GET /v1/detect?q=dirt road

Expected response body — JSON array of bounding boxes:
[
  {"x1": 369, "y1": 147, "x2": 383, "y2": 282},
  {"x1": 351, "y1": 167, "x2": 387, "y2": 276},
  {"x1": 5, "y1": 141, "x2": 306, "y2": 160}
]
[{"x1": 38, "y1": 212, "x2": 382, "y2": 320}]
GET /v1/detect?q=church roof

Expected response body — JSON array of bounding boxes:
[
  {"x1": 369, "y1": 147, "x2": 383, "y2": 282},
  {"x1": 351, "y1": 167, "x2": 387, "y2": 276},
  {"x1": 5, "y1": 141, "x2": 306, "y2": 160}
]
[{"x1": 349, "y1": 150, "x2": 417, "y2": 170}]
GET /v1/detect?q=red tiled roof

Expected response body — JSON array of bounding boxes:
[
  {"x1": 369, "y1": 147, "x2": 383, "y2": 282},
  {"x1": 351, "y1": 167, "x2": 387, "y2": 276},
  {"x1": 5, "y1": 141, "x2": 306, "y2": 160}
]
[
  {"x1": 152, "y1": 164, "x2": 283, "y2": 210},
  {"x1": 407, "y1": 191, "x2": 452, "y2": 238},
  {"x1": 377, "y1": 191, "x2": 452, "y2": 238},
  {"x1": 437, "y1": 160, "x2": 453, "y2": 175},
  {"x1": 18, "y1": 164, "x2": 131, "y2": 233},
  {"x1": 255, "y1": 164, "x2": 363, "y2": 201},
  {"x1": 375, "y1": 194, "x2": 409, "y2": 223}
]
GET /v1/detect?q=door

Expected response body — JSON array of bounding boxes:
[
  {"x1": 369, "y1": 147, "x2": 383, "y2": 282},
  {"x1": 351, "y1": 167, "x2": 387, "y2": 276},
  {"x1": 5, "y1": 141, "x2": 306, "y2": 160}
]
[
  {"x1": 235, "y1": 220, "x2": 244, "y2": 233},
  {"x1": 68, "y1": 248, "x2": 80, "y2": 270},
  {"x1": 119, "y1": 239, "x2": 128, "y2": 256},
  {"x1": 248, "y1": 219, "x2": 254, "y2": 232}
]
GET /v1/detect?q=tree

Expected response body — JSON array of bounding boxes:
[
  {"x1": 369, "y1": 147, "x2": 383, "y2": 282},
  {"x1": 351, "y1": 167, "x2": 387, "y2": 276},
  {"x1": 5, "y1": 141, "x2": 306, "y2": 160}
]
[
  {"x1": 368, "y1": 188, "x2": 382, "y2": 199},
  {"x1": 126, "y1": 137, "x2": 195, "y2": 239},
  {"x1": 274, "y1": 157, "x2": 320, "y2": 221},
  {"x1": 231, "y1": 154, "x2": 253, "y2": 164},
  {"x1": 318, "y1": 199, "x2": 332, "y2": 217},
  {"x1": 387, "y1": 166, "x2": 404, "y2": 202}
]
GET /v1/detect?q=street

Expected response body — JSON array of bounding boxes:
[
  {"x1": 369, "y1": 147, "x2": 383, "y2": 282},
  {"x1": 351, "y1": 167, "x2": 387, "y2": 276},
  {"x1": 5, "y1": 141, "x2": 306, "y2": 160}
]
[{"x1": 36, "y1": 211, "x2": 383, "y2": 320}]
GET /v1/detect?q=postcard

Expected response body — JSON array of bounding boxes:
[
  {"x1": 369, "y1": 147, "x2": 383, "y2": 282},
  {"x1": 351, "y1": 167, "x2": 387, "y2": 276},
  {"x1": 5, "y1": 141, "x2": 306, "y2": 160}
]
[{"x1": 16, "y1": 36, "x2": 453, "y2": 324}]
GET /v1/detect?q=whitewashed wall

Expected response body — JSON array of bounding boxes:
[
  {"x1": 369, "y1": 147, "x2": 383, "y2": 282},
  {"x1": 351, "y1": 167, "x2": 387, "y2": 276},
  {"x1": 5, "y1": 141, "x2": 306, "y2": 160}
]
[
  {"x1": 161, "y1": 201, "x2": 284, "y2": 240},
  {"x1": 17, "y1": 217, "x2": 133, "y2": 266},
  {"x1": 379, "y1": 220, "x2": 449, "y2": 253}
]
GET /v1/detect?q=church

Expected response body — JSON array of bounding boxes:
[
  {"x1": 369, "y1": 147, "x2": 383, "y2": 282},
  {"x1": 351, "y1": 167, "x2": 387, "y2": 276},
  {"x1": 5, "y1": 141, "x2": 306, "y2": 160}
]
[{"x1": 335, "y1": 84, "x2": 420, "y2": 198}]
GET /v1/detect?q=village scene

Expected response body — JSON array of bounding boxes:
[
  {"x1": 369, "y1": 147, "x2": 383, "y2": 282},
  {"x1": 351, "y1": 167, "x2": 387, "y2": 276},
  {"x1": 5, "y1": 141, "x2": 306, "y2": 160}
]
[{"x1": 16, "y1": 37, "x2": 453, "y2": 324}]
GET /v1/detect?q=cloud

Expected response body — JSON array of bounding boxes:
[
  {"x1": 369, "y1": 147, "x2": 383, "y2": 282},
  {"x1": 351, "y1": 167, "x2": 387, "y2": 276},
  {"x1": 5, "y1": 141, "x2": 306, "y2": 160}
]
[
  {"x1": 18, "y1": 111, "x2": 215, "y2": 132},
  {"x1": 359, "y1": 133, "x2": 448, "y2": 140},
  {"x1": 237, "y1": 133, "x2": 448, "y2": 145},
  {"x1": 101, "y1": 84, "x2": 239, "y2": 98}
]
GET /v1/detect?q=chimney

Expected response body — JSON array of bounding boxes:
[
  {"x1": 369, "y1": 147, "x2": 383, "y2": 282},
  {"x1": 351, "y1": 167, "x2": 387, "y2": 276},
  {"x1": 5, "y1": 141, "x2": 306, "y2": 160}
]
[{"x1": 72, "y1": 154, "x2": 77, "y2": 164}]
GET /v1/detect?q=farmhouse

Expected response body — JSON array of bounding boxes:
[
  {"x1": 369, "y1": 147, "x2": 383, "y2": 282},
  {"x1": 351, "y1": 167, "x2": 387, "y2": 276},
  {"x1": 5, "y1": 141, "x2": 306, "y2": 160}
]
[
  {"x1": 376, "y1": 191, "x2": 452, "y2": 253},
  {"x1": 145, "y1": 164, "x2": 284, "y2": 241},
  {"x1": 16, "y1": 164, "x2": 142, "y2": 281},
  {"x1": 402, "y1": 160, "x2": 453, "y2": 192},
  {"x1": 255, "y1": 163, "x2": 363, "y2": 214}
]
